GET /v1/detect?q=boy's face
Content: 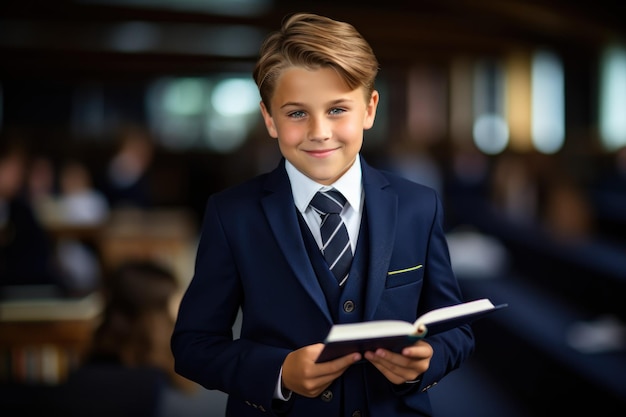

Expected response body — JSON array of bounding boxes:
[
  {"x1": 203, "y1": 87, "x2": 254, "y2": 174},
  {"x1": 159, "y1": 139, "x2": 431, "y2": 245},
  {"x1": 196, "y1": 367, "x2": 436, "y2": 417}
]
[{"x1": 260, "y1": 66, "x2": 379, "y2": 185}]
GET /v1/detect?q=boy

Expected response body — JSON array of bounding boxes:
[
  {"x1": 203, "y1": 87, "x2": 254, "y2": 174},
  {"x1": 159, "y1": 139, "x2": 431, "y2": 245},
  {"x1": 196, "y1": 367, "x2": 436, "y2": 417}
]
[{"x1": 171, "y1": 12, "x2": 475, "y2": 417}]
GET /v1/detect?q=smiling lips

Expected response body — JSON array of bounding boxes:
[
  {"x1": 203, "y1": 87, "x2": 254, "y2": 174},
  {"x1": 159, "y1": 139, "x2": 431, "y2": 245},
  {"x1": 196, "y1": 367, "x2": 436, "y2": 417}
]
[{"x1": 306, "y1": 148, "x2": 338, "y2": 158}]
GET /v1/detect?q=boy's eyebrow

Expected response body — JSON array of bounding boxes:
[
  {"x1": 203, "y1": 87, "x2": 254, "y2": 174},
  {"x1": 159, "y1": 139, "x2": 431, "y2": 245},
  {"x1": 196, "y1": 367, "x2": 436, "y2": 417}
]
[
  {"x1": 280, "y1": 98, "x2": 354, "y2": 109},
  {"x1": 280, "y1": 101, "x2": 305, "y2": 109}
]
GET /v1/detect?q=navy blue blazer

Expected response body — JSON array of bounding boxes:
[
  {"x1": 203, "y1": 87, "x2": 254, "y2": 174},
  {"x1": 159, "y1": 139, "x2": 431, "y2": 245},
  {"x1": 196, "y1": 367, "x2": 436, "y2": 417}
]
[{"x1": 171, "y1": 156, "x2": 475, "y2": 416}]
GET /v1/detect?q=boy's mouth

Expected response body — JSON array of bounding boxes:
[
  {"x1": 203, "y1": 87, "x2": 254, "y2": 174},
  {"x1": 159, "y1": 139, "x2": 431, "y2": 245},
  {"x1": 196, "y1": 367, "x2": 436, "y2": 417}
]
[{"x1": 306, "y1": 148, "x2": 337, "y2": 158}]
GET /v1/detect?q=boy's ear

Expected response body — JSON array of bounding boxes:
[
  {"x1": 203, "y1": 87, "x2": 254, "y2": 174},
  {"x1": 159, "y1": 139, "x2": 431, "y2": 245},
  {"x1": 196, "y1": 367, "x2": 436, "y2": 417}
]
[
  {"x1": 363, "y1": 90, "x2": 379, "y2": 130},
  {"x1": 260, "y1": 101, "x2": 278, "y2": 138}
]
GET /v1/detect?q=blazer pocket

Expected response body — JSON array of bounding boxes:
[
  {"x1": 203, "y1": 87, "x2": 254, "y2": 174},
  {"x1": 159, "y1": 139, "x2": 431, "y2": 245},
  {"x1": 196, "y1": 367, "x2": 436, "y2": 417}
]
[{"x1": 386, "y1": 264, "x2": 423, "y2": 288}]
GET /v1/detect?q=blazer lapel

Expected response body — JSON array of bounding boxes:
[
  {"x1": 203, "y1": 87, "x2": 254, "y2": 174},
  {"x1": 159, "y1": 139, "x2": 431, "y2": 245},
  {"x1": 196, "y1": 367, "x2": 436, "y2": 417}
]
[
  {"x1": 261, "y1": 160, "x2": 333, "y2": 324},
  {"x1": 361, "y1": 158, "x2": 397, "y2": 320}
]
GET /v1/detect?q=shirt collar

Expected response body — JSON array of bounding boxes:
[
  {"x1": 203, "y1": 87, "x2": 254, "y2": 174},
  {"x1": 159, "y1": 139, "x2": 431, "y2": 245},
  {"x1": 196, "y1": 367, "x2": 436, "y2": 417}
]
[{"x1": 286, "y1": 157, "x2": 363, "y2": 213}]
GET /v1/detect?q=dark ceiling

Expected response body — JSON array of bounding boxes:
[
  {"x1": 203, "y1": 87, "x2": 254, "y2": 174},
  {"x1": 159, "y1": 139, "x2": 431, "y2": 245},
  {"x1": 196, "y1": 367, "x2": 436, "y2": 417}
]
[{"x1": 0, "y1": 0, "x2": 624, "y2": 78}]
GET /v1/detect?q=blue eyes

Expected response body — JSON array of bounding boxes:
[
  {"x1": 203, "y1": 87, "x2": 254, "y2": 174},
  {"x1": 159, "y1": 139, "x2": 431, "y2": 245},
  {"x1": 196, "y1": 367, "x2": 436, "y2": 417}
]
[
  {"x1": 288, "y1": 108, "x2": 345, "y2": 118},
  {"x1": 289, "y1": 110, "x2": 306, "y2": 119}
]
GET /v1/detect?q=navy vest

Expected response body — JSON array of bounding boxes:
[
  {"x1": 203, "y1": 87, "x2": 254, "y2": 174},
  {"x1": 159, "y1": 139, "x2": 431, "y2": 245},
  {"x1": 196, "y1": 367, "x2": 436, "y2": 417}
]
[{"x1": 297, "y1": 209, "x2": 369, "y2": 324}]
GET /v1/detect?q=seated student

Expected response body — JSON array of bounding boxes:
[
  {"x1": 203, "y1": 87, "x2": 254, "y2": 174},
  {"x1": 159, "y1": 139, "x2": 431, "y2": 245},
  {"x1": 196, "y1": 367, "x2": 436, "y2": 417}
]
[
  {"x1": 55, "y1": 260, "x2": 195, "y2": 417},
  {"x1": 102, "y1": 125, "x2": 156, "y2": 209},
  {"x1": 54, "y1": 159, "x2": 110, "y2": 295},
  {"x1": 57, "y1": 159, "x2": 110, "y2": 225},
  {"x1": 0, "y1": 140, "x2": 63, "y2": 291}
]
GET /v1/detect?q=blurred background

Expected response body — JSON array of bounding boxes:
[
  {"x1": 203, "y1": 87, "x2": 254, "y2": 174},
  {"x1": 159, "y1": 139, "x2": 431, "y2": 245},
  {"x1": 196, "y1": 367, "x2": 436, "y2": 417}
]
[{"x1": 1, "y1": 0, "x2": 625, "y2": 416}]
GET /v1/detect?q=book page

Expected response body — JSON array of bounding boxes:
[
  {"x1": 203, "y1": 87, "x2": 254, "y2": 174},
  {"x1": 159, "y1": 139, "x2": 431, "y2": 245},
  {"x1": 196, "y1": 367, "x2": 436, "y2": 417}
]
[
  {"x1": 325, "y1": 320, "x2": 415, "y2": 342},
  {"x1": 415, "y1": 299, "x2": 494, "y2": 327}
]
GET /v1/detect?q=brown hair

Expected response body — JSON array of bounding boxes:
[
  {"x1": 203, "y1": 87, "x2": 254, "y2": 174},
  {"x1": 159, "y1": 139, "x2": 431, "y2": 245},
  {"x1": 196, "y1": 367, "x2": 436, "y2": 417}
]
[
  {"x1": 88, "y1": 260, "x2": 195, "y2": 392},
  {"x1": 253, "y1": 12, "x2": 379, "y2": 111}
]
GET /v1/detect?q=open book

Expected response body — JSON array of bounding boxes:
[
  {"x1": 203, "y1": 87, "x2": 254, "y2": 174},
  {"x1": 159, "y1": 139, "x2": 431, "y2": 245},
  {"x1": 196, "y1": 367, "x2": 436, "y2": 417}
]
[{"x1": 316, "y1": 298, "x2": 507, "y2": 362}]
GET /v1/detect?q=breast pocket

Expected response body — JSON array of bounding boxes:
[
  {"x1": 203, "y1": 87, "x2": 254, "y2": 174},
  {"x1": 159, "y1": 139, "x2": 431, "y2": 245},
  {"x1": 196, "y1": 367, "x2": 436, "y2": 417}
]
[{"x1": 385, "y1": 264, "x2": 423, "y2": 288}]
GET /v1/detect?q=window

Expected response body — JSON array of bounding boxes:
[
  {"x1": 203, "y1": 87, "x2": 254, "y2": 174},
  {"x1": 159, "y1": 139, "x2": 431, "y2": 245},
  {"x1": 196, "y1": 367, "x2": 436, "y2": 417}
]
[
  {"x1": 599, "y1": 44, "x2": 626, "y2": 151},
  {"x1": 146, "y1": 75, "x2": 261, "y2": 153}
]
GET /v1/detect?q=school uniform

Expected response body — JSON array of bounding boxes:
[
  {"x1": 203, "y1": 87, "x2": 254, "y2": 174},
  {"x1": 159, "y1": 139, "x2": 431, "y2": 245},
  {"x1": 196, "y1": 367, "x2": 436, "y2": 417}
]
[{"x1": 171, "y1": 155, "x2": 474, "y2": 416}]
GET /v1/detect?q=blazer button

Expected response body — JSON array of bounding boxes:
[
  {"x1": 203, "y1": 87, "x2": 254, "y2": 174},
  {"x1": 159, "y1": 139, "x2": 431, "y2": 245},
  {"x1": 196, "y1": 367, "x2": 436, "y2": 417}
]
[
  {"x1": 343, "y1": 300, "x2": 355, "y2": 313},
  {"x1": 320, "y1": 389, "x2": 333, "y2": 402}
]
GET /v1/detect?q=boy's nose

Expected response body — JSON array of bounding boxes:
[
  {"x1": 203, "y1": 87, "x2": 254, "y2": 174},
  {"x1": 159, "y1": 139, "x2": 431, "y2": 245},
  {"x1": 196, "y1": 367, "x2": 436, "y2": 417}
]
[{"x1": 307, "y1": 116, "x2": 331, "y2": 141}]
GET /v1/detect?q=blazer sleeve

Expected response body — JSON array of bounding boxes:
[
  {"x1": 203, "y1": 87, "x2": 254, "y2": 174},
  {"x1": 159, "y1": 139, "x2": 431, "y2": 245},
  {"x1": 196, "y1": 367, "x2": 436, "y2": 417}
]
[{"x1": 171, "y1": 195, "x2": 290, "y2": 414}]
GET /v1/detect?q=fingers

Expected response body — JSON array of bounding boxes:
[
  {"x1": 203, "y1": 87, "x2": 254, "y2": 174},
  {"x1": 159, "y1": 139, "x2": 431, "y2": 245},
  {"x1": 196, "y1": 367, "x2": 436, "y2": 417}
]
[
  {"x1": 282, "y1": 345, "x2": 361, "y2": 398},
  {"x1": 318, "y1": 352, "x2": 362, "y2": 377},
  {"x1": 364, "y1": 347, "x2": 429, "y2": 384}
]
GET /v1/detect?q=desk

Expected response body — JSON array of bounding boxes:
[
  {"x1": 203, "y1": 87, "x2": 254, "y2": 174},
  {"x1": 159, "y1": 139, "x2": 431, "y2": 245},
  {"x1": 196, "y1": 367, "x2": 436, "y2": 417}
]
[
  {"x1": 42, "y1": 207, "x2": 197, "y2": 288},
  {"x1": 0, "y1": 208, "x2": 197, "y2": 386},
  {"x1": 0, "y1": 292, "x2": 102, "y2": 385},
  {"x1": 98, "y1": 207, "x2": 197, "y2": 286}
]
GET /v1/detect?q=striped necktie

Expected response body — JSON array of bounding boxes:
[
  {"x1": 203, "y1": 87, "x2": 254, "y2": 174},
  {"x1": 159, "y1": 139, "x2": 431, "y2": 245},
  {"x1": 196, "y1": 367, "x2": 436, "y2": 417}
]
[{"x1": 309, "y1": 189, "x2": 353, "y2": 286}]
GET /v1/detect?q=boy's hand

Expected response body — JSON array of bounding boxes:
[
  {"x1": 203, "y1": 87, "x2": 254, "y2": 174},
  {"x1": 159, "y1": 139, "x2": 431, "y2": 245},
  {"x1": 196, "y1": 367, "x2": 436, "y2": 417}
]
[
  {"x1": 282, "y1": 343, "x2": 361, "y2": 398},
  {"x1": 363, "y1": 340, "x2": 433, "y2": 385}
]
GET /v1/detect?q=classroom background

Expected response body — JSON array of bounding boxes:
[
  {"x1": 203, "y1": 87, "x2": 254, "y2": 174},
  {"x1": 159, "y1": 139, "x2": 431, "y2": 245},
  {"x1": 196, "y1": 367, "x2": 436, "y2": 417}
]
[{"x1": 1, "y1": 1, "x2": 625, "y2": 416}]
